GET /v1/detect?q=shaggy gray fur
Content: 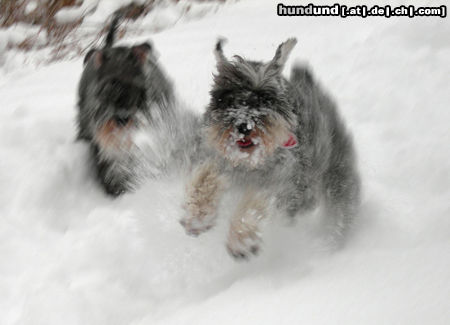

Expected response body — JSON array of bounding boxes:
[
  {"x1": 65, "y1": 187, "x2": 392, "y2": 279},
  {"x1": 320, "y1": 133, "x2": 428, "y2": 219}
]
[
  {"x1": 77, "y1": 15, "x2": 197, "y2": 196},
  {"x1": 181, "y1": 38, "x2": 360, "y2": 259}
]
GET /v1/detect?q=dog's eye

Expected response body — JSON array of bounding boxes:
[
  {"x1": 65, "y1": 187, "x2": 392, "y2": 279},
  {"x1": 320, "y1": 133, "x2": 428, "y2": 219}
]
[
  {"x1": 261, "y1": 95, "x2": 273, "y2": 105},
  {"x1": 216, "y1": 97, "x2": 226, "y2": 106},
  {"x1": 238, "y1": 99, "x2": 247, "y2": 106},
  {"x1": 218, "y1": 95, "x2": 234, "y2": 106},
  {"x1": 213, "y1": 90, "x2": 235, "y2": 108}
]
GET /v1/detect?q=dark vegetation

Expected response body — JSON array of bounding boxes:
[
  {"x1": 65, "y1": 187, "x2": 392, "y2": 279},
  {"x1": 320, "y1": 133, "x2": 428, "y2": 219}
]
[{"x1": 0, "y1": 0, "x2": 224, "y2": 62}]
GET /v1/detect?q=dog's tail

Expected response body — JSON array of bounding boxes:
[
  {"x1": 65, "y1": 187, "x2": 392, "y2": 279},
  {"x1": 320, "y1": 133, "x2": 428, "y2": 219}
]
[
  {"x1": 104, "y1": 13, "x2": 122, "y2": 48},
  {"x1": 290, "y1": 63, "x2": 314, "y2": 87}
]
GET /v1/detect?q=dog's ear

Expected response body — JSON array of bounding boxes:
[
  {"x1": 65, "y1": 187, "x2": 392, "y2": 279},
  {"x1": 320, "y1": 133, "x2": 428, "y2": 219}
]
[
  {"x1": 84, "y1": 48, "x2": 96, "y2": 65},
  {"x1": 214, "y1": 37, "x2": 228, "y2": 67},
  {"x1": 132, "y1": 42, "x2": 152, "y2": 64},
  {"x1": 84, "y1": 49, "x2": 103, "y2": 68},
  {"x1": 270, "y1": 38, "x2": 297, "y2": 72}
]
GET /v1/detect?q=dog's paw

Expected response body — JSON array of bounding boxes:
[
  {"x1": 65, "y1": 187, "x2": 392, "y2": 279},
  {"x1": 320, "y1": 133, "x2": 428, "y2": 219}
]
[
  {"x1": 179, "y1": 214, "x2": 216, "y2": 237},
  {"x1": 226, "y1": 228, "x2": 262, "y2": 261},
  {"x1": 180, "y1": 197, "x2": 218, "y2": 237}
]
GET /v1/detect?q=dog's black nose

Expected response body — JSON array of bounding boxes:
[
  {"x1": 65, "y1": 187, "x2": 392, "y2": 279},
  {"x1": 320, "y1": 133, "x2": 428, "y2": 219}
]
[
  {"x1": 237, "y1": 123, "x2": 252, "y2": 136},
  {"x1": 114, "y1": 116, "x2": 130, "y2": 126}
]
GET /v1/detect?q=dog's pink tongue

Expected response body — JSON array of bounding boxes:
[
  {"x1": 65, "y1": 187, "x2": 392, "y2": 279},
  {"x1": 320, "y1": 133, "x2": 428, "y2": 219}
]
[
  {"x1": 283, "y1": 133, "x2": 298, "y2": 148},
  {"x1": 237, "y1": 139, "x2": 253, "y2": 147}
]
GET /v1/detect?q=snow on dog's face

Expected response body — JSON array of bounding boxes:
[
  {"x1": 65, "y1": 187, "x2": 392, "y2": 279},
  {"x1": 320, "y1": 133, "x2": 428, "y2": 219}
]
[{"x1": 205, "y1": 38, "x2": 298, "y2": 168}]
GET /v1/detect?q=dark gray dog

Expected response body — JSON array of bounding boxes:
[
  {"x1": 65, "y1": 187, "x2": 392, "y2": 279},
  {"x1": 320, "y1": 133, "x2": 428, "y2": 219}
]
[
  {"x1": 180, "y1": 38, "x2": 360, "y2": 259},
  {"x1": 77, "y1": 15, "x2": 174, "y2": 196}
]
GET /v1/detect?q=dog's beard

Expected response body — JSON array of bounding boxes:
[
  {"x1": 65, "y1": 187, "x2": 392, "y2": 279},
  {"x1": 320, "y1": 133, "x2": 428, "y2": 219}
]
[
  {"x1": 206, "y1": 116, "x2": 292, "y2": 169},
  {"x1": 94, "y1": 113, "x2": 144, "y2": 159}
]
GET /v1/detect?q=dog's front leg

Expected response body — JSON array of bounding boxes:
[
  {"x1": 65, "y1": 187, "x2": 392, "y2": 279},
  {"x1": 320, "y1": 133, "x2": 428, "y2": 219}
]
[
  {"x1": 227, "y1": 189, "x2": 268, "y2": 260},
  {"x1": 181, "y1": 161, "x2": 226, "y2": 236}
]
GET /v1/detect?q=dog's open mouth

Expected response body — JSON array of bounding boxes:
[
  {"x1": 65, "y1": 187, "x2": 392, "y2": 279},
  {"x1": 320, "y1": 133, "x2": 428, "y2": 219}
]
[{"x1": 236, "y1": 138, "x2": 255, "y2": 149}]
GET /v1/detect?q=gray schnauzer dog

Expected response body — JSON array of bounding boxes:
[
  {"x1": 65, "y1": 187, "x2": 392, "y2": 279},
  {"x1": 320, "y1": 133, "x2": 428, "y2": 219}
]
[
  {"x1": 77, "y1": 15, "x2": 175, "y2": 196},
  {"x1": 180, "y1": 38, "x2": 360, "y2": 260}
]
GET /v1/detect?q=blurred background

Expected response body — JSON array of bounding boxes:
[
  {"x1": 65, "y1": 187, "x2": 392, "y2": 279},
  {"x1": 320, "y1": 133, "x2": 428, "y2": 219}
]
[{"x1": 0, "y1": 0, "x2": 228, "y2": 64}]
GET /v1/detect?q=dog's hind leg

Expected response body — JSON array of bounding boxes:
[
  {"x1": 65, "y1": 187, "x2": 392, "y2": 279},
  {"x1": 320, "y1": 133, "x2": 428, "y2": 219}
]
[
  {"x1": 321, "y1": 132, "x2": 360, "y2": 247},
  {"x1": 277, "y1": 180, "x2": 319, "y2": 219}
]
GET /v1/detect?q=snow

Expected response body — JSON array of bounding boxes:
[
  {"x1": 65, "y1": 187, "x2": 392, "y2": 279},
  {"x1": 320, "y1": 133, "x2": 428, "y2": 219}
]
[
  {"x1": 54, "y1": 7, "x2": 88, "y2": 25},
  {"x1": 24, "y1": 1, "x2": 38, "y2": 15},
  {"x1": 1, "y1": 0, "x2": 449, "y2": 324},
  {"x1": 0, "y1": 23, "x2": 47, "y2": 48}
]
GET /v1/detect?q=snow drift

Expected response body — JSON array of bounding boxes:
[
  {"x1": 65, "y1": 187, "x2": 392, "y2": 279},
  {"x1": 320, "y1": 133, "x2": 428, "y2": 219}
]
[{"x1": 0, "y1": 0, "x2": 449, "y2": 324}]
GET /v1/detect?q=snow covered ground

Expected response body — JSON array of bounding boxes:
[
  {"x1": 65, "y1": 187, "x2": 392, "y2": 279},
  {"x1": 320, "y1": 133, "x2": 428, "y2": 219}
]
[{"x1": 0, "y1": 0, "x2": 449, "y2": 324}]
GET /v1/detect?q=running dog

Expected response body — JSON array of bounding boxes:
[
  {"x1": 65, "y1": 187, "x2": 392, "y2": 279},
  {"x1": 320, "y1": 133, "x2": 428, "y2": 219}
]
[{"x1": 180, "y1": 38, "x2": 360, "y2": 259}]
